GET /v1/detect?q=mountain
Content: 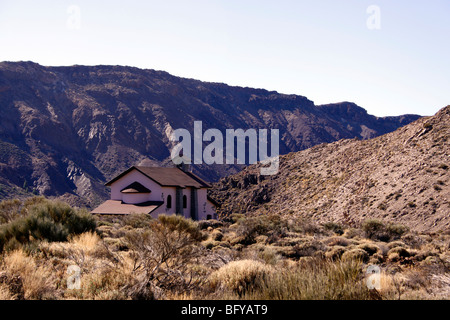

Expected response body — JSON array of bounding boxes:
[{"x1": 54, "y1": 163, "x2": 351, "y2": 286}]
[
  {"x1": 210, "y1": 106, "x2": 450, "y2": 232},
  {"x1": 0, "y1": 61, "x2": 420, "y2": 207}
]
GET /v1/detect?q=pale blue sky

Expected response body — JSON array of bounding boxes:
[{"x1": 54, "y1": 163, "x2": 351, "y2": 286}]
[{"x1": 0, "y1": 0, "x2": 449, "y2": 116}]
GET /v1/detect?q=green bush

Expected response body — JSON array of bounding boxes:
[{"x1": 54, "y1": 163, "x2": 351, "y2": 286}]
[
  {"x1": 122, "y1": 213, "x2": 153, "y2": 228},
  {"x1": 386, "y1": 223, "x2": 409, "y2": 240},
  {"x1": 0, "y1": 199, "x2": 25, "y2": 224},
  {"x1": 0, "y1": 198, "x2": 96, "y2": 252},
  {"x1": 235, "y1": 214, "x2": 288, "y2": 245},
  {"x1": 362, "y1": 219, "x2": 386, "y2": 240},
  {"x1": 323, "y1": 222, "x2": 345, "y2": 235},
  {"x1": 362, "y1": 219, "x2": 408, "y2": 242}
]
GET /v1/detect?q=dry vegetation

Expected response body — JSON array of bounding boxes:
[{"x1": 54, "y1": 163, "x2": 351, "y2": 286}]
[{"x1": 0, "y1": 197, "x2": 448, "y2": 300}]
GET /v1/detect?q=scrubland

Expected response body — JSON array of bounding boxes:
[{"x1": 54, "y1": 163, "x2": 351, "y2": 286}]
[{"x1": 0, "y1": 197, "x2": 448, "y2": 300}]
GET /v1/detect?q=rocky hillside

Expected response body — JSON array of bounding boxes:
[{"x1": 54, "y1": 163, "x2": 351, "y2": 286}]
[
  {"x1": 0, "y1": 61, "x2": 420, "y2": 207},
  {"x1": 210, "y1": 106, "x2": 450, "y2": 232}
]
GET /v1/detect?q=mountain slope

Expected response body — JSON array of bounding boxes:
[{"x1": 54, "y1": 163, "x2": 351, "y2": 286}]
[
  {"x1": 0, "y1": 61, "x2": 420, "y2": 207},
  {"x1": 210, "y1": 106, "x2": 450, "y2": 232}
]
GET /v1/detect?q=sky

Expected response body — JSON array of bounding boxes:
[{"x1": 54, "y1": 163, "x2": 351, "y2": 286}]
[{"x1": 0, "y1": 0, "x2": 449, "y2": 117}]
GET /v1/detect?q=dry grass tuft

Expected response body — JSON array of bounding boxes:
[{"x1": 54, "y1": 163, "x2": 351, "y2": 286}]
[
  {"x1": 0, "y1": 283, "x2": 16, "y2": 300},
  {"x1": 2, "y1": 249, "x2": 57, "y2": 299},
  {"x1": 233, "y1": 258, "x2": 371, "y2": 300},
  {"x1": 209, "y1": 259, "x2": 274, "y2": 296},
  {"x1": 69, "y1": 231, "x2": 101, "y2": 254}
]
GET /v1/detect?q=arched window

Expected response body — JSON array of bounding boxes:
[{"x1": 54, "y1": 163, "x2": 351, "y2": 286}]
[
  {"x1": 166, "y1": 195, "x2": 172, "y2": 209},
  {"x1": 183, "y1": 195, "x2": 187, "y2": 209}
]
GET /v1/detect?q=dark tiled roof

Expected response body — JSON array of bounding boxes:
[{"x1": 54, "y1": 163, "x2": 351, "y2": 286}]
[
  {"x1": 120, "y1": 181, "x2": 151, "y2": 193},
  {"x1": 106, "y1": 166, "x2": 210, "y2": 188}
]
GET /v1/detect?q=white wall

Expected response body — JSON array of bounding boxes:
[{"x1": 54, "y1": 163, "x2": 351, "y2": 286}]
[
  {"x1": 122, "y1": 193, "x2": 151, "y2": 204},
  {"x1": 150, "y1": 186, "x2": 176, "y2": 218},
  {"x1": 150, "y1": 187, "x2": 216, "y2": 220},
  {"x1": 109, "y1": 168, "x2": 216, "y2": 220},
  {"x1": 197, "y1": 188, "x2": 217, "y2": 220}
]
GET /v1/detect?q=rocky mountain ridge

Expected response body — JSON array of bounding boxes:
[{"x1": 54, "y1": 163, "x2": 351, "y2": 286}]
[{"x1": 0, "y1": 61, "x2": 420, "y2": 207}]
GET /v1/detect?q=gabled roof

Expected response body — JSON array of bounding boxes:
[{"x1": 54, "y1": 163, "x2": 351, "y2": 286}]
[
  {"x1": 105, "y1": 166, "x2": 211, "y2": 188},
  {"x1": 120, "y1": 181, "x2": 151, "y2": 193}
]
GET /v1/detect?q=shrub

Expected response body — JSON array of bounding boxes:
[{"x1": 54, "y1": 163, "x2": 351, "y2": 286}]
[
  {"x1": 401, "y1": 233, "x2": 425, "y2": 249},
  {"x1": 209, "y1": 259, "x2": 274, "y2": 296},
  {"x1": 362, "y1": 219, "x2": 386, "y2": 240},
  {"x1": 69, "y1": 231, "x2": 101, "y2": 254},
  {"x1": 343, "y1": 228, "x2": 363, "y2": 239},
  {"x1": 368, "y1": 253, "x2": 384, "y2": 265},
  {"x1": 29, "y1": 201, "x2": 96, "y2": 235},
  {"x1": 323, "y1": 222, "x2": 345, "y2": 235},
  {"x1": 324, "y1": 236, "x2": 352, "y2": 247},
  {"x1": 357, "y1": 242, "x2": 380, "y2": 256},
  {"x1": 203, "y1": 239, "x2": 220, "y2": 250},
  {"x1": 362, "y1": 219, "x2": 408, "y2": 242},
  {"x1": 341, "y1": 248, "x2": 369, "y2": 263},
  {"x1": 0, "y1": 199, "x2": 23, "y2": 224},
  {"x1": 325, "y1": 246, "x2": 347, "y2": 261},
  {"x1": 386, "y1": 223, "x2": 409, "y2": 240},
  {"x1": 0, "y1": 196, "x2": 52, "y2": 226},
  {"x1": 211, "y1": 229, "x2": 224, "y2": 241},
  {"x1": 387, "y1": 247, "x2": 411, "y2": 261},
  {"x1": 0, "y1": 197, "x2": 48, "y2": 224},
  {"x1": 0, "y1": 199, "x2": 96, "y2": 252},
  {"x1": 198, "y1": 219, "x2": 224, "y2": 230},
  {"x1": 124, "y1": 215, "x2": 205, "y2": 296},
  {"x1": 235, "y1": 214, "x2": 288, "y2": 245},
  {"x1": 387, "y1": 240, "x2": 406, "y2": 249},
  {"x1": 257, "y1": 246, "x2": 282, "y2": 265},
  {"x1": 293, "y1": 240, "x2": 327, "y2": 259},
  {"x1": 0, "y1": 282, "x2": 17, "y2": 300},
  {"x1": 67, "y1": 267, "x2": 133, "y2": 300},
  {"x1": 157, "y1": 214, "x2": 204, "y2": 242},
  {"x1": 122, "y1": 213, "x2": 153, "y2": 228},
  {"x1": 0, "y1": 270, "x2": 24, "y2": 300},
  {"x1": 290, "y1": 217, "x2": 323, "y2": 235},
  {"x1": 2, "y1": 249, "x2": 57, "y2": 299}
]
